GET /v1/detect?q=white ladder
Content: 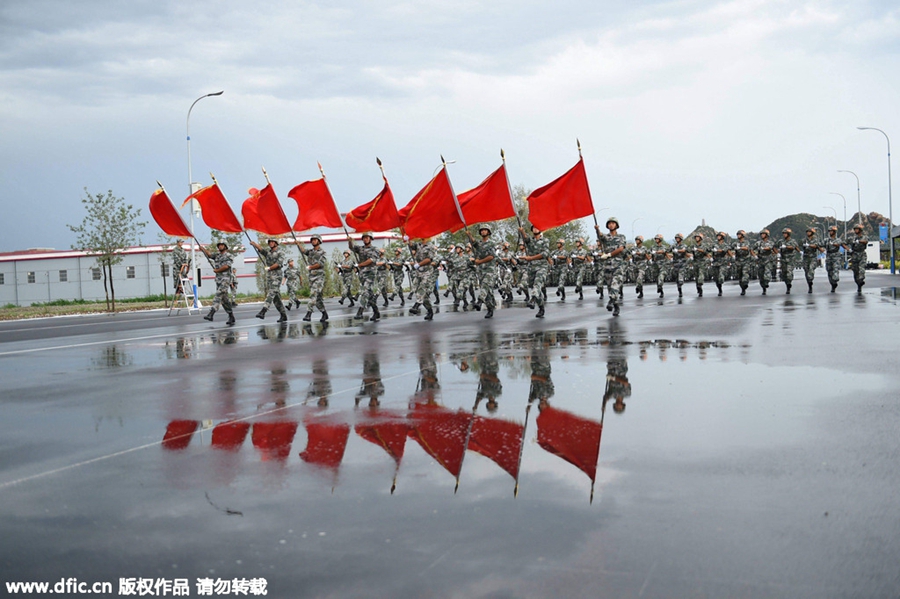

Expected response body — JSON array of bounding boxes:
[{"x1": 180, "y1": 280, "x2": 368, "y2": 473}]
[{"x1": 169, "y1": 277, "x2": 202, "y2": 315}]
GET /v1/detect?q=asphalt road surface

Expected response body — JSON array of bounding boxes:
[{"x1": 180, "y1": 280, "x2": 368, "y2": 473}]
[{"x1": 2, "y1": 273, "x2": 899, "y2": 598}]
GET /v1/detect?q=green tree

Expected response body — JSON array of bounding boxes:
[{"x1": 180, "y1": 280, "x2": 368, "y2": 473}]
[{"x1": 68, "y1": 188, "x2": 146, "y2": 312}]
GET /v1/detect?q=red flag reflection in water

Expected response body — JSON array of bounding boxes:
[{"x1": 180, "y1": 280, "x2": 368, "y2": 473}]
[
  {"x1": 467, "y1": 416, "x2": 524, "y2": 479},
  {"x1": 355, "y1": 411, "x2": 408, "y2": 465},
  {"x1": 162, "y1": 420, "x2": 199, "y2": 450},
  {"x1": 536, "y1": 405, "x2": 602, "y2": 482},
  {"x1": 251, "y1": 421, "x2": 299, "y2": 462},
  {"x1": 211, "y1": 421, "x2": 251, "y2": 451},
  {"x1": 407, "y1": 403, "x2": 473, "y2": 478},
  {"x1": 300, "y1": 415, "x2": 351, "y2": 471}
]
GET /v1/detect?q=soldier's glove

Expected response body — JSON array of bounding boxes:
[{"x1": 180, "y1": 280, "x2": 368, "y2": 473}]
[
  {"x1": 413, "y1": 263, "x2": 421, "y2": 270},
  {"x1": 600, "y1": 253, "x2": 611, "y2": 260}
]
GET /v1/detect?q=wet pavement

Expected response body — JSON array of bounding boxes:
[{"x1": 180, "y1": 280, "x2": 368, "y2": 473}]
[{"x1": 2, "y1": 273, "x2": 899, "y2": 598}]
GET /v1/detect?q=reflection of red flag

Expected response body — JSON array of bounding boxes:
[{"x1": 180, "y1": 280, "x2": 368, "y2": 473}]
[
  {"x1": 183, "y1": 183, "x2": 243, "y2": 233},
  {"x1": 241, "y1": 184, "x2": 292, "y2": 235},
  {"x1": 454, "y1": 164, "x2": 515, "y2": 231},
  {"x1": 149, "y1": 189, "x2": 193, "y2": 238},
  {"x1": 526, "y1": 158, "x2": 594, "y2": 230},
  {"x1": 211, "y1": 421, "x2": 251, "y2": 451},
  {"x1": 288, "y1": 179, "x2": 343, "y2": 231},
  {"x1": 407, "y1": 403, "x2": 473, "y2": 478},
  {"x1": 346, "y1": 178, "x2": 401, "y2": 232},
  {"x1": 355, "y1": 411, "x2": 409, "y2": 464},
  {"x1": 398, "y1": 168, "x2": 465, "y2": 239},
  {"x1": 467, "y1": 415, "x2": 524, "y2": 479},
  {"x1": 251, "y1": 421, "x2": 299, "y2": 462},
  {"x1": 162, "y1": 420, "x2": 199, "y2": 450},
  {"x1": 536, "y1": 405, "x2": 602, "y2": 481},
  {"x1": 300, "y1": 414, "x2": 351, "y2": 471}
]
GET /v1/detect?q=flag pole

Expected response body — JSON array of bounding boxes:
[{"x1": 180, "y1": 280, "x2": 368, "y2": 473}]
[
  {"x1": 318, "y1": 161, "x2": 355, "y2": 243},
  {"x1": 262, "y1": 166, "x2": 308, "y2": 277},
  {"x1": 578, "y1": 139, "x2": 600, "y2": 229},
  {"x1": 455, "y1": 406, "x2": 477, "y2": 495},
  {"x1": 442, "y1": 154, "x2": 468, "y2": 235},
  {"x1": 590, "y1": 380, "x2": 610, "y2": 505},
  {"x1": 209, "y1": 173, "x2": 262, "y2": 260},
  {"x1": 380, "y1": 157, "x2": 414, "y2": 282},
  {"x1": 156, "y1": 180, "x2": 216, "y2": 269},
  {"x1": 513, "y1": 402, "x2": 532, "y2": 498},
  {"x1": 501, "y1": 149, "x2": 528, "y2": 246}
]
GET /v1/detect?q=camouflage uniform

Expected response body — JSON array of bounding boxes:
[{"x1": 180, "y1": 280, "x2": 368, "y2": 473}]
[
  {"x1": 597, "y1": 229, "x2": 627, "y2": 313},
  {"x1": 514, "y1": 244, "x2": 530, "y2": 297},
  {"x1": 389, "y1": 251, "x2": 406, "y2": 304},
  {"x1": 710, "y1": 236, "x2": 731, "y2": 295},
  {"x1": 209, "y1": 250, "x2": 234, "y2": 318},
  {"x1": 447, "y1": 249, "x2": 467, "y2": 307},
  {"x1": 523, "y1": 232, "x2": 550, "y2": 314},
  {"x1": 350, "y1": 238, "x2": 382, "y2": 318},
  {"x1": 497, "y1": 245, "x2": 515, "y2": 301},
  {"x1": 570, "y1": 242, "x2": 589, "y2": 298},
  {"x1": 755, "y1": 234, "x2": 777, "y2": 294},
  {"x1": 471, "y1": 234, "x2": 499, "y2": 314},
  {"x1": 670, "y1": 237, "x2": 690, "y2": 296},
  {"x1": 778, "y1": 233, "x2": 801, "y2": 293},
  {"x1": 283, "y1": 262, "x2": 302, "y2": 308},
  {"x1": 463, "y1": 245, "x2": 478, "y2": 304},
  {"x1": 591, "y1": 244, "x2": 605, "y2": 297},
  {"x1": 823, "y1": 231, "x2": 844, "y2": 291},
  {"x1": 257, "y1": 243, "x2": 287, "y2": 316},
  {"x1": 650, "y1": 240, "x2": 671, "y2": 296},
  {"x1": 691, "y1": 238, "x2": 711, "y2": 296},
  {"x1": 375, "y1": 250, "x2": 389, "y2": 306},
  {"x1": 337, "y1": 253, "x2": 357, "y2": 305},
  {"x1": 172, "y1": 243, "x2": 190, "y2": 292},
  {"x1": 629, "y1": 241, "x2": 650, "y2": 298},
  {"x1": 731, "y1": 234, "x2": 754, "y2": 294},
  {"x1": 297, "y1": 244, "x2": 327, "y2": 315},
  {"x1": 847, "y1": 228, "x2": 868, "y2": 291},
  {"x1": 801, "y1": 231, "x2": 821, "y2": 292},
  {"x1": 413, "y1": 241, "x2": 439, "y2": 319},
  {"x1": 550, "y1": 242, "x2": 569, "y2": 299}
]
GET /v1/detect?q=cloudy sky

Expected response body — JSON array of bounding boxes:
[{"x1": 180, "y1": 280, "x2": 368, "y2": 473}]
[{"x1": 1, "y1": 0, "x2": 898, "y2": 251}]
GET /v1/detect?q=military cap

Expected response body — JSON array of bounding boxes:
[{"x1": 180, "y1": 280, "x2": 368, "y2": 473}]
[
  {"x1": 478, "y1": 225, "x2": 491, "y2": 235},
  {"x1": 853, "y1": 223, "x2": 863, "y2": 230},
  {"x1": 806, "y1": 227, "x2": 816, "y2": 233},
  {"x1": 694, "y1": 232, "x2": 704, "y2": 240},
  {"x1": 737, "y1": 229, "x2": 746, "y2": 236},
  {"x1": 606, "y1": 217, "x2": 620, "y2": 227},
  {"x1": 829, "y1": 225, "x2": 838, "y2": 232},
  {"x1": 716, "y1": 231, "x2": 726, "y2": 238},
  {"x1": 267, "y1": 238, "x2": 279, "y2": 245},
  {"x1": 674, "y1": 233, "x2": 684, "y2": 240},
  {"x1": 556, "y1": 239, "x2": 564, "y2": 245},
  {"x1": 760, "y1": 229, "x2": 770, "y2": 235},
  {"x1": 654, "y1": 234, "x2": 664, "y2": 241},
  {"x1": 216, "y1": 241, "x2": 228, "y2": 250},
  {"x1": 635, "y1": 235, "x2": 643, "y2": 242},
  {"x1": 782, "y1": 227, "x2": 792, "y2": 235},
  {"x1": 310, "y1": 234, "x2": 323, "y2": 243},
  {"x1": 361, "y1": 232, "x2": 374, "y2": 239}
]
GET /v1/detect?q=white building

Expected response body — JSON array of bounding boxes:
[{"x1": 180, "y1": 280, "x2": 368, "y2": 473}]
[{"x1": 0, "y1": 231, "x2": 400, "y2": 307}]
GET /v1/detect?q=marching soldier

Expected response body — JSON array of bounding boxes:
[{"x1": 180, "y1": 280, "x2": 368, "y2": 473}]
[
  {"x1": 466, "y1": 225, "x2": 499, "y2": 319},
  {"x1": 172, "y1": 238, "x2": 191, "y2": 293},
  {"x1": 551, "y1": 239, "x2": 569, "y2": 301},
  {"x1": 847, "y1": 223, "x2": 868, "y2": 293},
  {"x1": 291, "y1": 235, "x2": 328, "y2": 322},
  {"x1": 670, "y1": 233, "x2": 691, "y2": 297},
  {"x1": 200, "y1": 241, "x2": 236, "y2": 326},
  {"x1": 754, "y1": 229, "x2": 777, "y2": 295},
  {"x1": 571, "y1": 238, "x2": 589, "y2": 300},
  {"x1": 283, "y1": 258, "x2": 302, "y2": 310},
  {"x1": 778, "y1": 228, "x2": 801, "y2": 294},
  {"x1": 629, "y1": 236, "x2": 650, "y2": 299},
  {"x1": 409, "y1": 237, "x2": 439, "y2": 320},
  {"x1": 337, "y1": 250, "x2": 357, "y2": 307},
  {"x1": 389, "y1": 247, "x2": 407, "y2": 306},
  {"x1": 823, "y1": 225, "x2": 844, "y2": 292},
  {"x1": 375, "y1": 248, "x2": 390, "y2": 307},
  {"x1": 591, "y1": 242, "x2": 605, "y2": 299},
  {"x1": 651, "y1": 234, "x2": 671, "y2": 297},
  {"x1": 732, "y1": 230, "x2": 755, "y2": 295},
  {"x1": 448, "y1": 245, "x2": 468, "y2": 309},
  {"x1": 595, "y1": 218, "x2": 627, "y2": 316},
  {"x1": 518, "y1": 224, "x2": 551, "y2": 318},
  {"x1": 514, "y1": 242, "x2": 530, "y2": 301},
  {"x1": 250, "y1": 238, "x2": 288, "y2": 322},
  {"x1": 349, "y1": 232, "x2": 382, "y2": 321},
  {"x1": 497, "y1": 241, "x2": 515, "y2": 303},
  {"x1": 801, "y1": 227, "x2": 822, "y2": 293},
  {"x1": 710, "y1": 232, "x2": 731, "y2": 296},
  {"x1": 691, "y1": 233, "x2": 711, "y2": 297}
]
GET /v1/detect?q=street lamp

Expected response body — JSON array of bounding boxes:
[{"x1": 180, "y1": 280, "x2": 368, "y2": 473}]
[
  {"x1": 186, "y1": 90, "x2": 224, "y2": 307},
  {"x1": 837, "y1": 169, "x2": 861, "y2": 227},
  {"x1": 828, "y1": 193, "x2": 847, "y2": 239},
  {"x1": 857, "y1": 127, "x2": 894, "y2": 274},
  {"x1": 631, "y1": 217, "x2": 642, "y2": 239}
]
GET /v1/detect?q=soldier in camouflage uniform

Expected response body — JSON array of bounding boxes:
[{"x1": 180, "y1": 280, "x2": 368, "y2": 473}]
[
  {"x1": 389, "y1": 247, "x2": 406, "y2": 306},
  {"x1": 282, "y1": 258, "x2": 302, "y2": 310},
  {"x1": 754, "y1": 229, "x2": 777, "y2": 295},
  {"x1": 731, "y1": 230, "x2": 754, "y2": 296},
  {"x1": 497, "y1": 241, "x2": 515, "y2": 302},
  {"x1": 172, "y1": 239, "x2": 190, "y2": 293},
  {"x1": 349, "y1": 232, "x2": 382, "y2": 322},
  {"x1": 446, "y1": 245, "x2": 466, "y2": 309},
  {"x1": 594, "y1": 218, "x2": 627, "y2": 316},
  {"x1": 337, "y1": 250, "x2": 357, "y2": 307},
  {"x1": 250, "y1": 238, "x2": 288, "y2": 322},
  {"x1": 777, "y1": 228, "x2": 801, "y2": 294},
  {"x1": 463, "y1": 243, "x2": 479, "y2": 308},
  {"x1": 409, "y1": 238, "x2": 439, "y2": 320},
  {"x1": 800, "y1": 227, "x2": 822, "y2": 293},
  {"x1": 823, "y1": 225, "x2": 844, "y2": 292},
  {"x1": 847, "y1": 222, "x2": 868, "y2": 293},
  {"x1": 691, "y1": 233, "x2": 711, "y2": 297},
  {"x1": 591, "y1": 242, "x2": 605, "y2": 298},
  {"x1": 710, "y1": 232, "x2": 731, "y2": 296},
  {"x1": 466, "y1": 225, "x2": 499, "y2": 318},
  {"x1": 200, "y1": 241, "x2": 236, "y2": 326},
  {"x1": 518, "y1": 224, "x2": 550, "y2": 318},
  {"x1": 551, "y1": 239, "x2": 570, "y2": 301},
  {"x1": 375, "y1": 248, "x2": 390, "y2": 307},
  {"x1": 293, "y1": 235, "x2": 329, "y2": 322},
  {"x1": 650, "y1": 234, "x2": 671, "y2": 297},
  {"x1": 670, "y1": 233, "x2": 690, "y2": 297},
  {"x1": 569, "y1": 238, "x2": 589, "y2": 300},
  {"x1": 514, "y1": 242, "x2": 530, "y2": 300},
  {"x1": 628, "y1": 236, "x2": 650, "y2": 299}
]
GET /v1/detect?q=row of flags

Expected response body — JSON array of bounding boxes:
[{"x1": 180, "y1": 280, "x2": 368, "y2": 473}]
[{"x1": 149, "y1": 149, "x2": 596, "y2": 241}]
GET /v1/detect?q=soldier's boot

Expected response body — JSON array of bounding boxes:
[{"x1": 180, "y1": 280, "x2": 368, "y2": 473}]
[
  {"x1": 636, "y1": 289, "x2": 643, "y2": 299},
  {"x1": 857, "y1": 282, "x2": 864, "y2": 293},
  {"x1": 295, "y1": 299, "x2": 303, "y2": 310},
  {"x1": 354, "y1": 307, "x2": 364, "y2": 319},
  {"x1": 613, "y1": 303, "x2": 620, "y2": 317},
  {"x1": 277, "y1": 311, "x2": 288, "y2": 323},
  {"x1": 443, "y1": 289, "x2": 450, "y2": 298},
  {"x1": 580, "y1": 289, "x2": 585, "y2": 300},
  {"x1": 542, "y1": 288, "x2": 548, "y2": 301},
  {"x1": 598, "y1": 287, "x2": 605, "y2": 299},
  {"x1": 807, "y1": 282, "x2": 813, "y2": 294},
  {"x1": 526, "y1": 295, "x2": 536, "y2": 309},
  {"x1": 409, "y1": 302, "x2": 421, "y2": 315},
  {"x1": 762, "y1": 287, "x2": 767, "y2": 296},
  {"x1": 226, "y1": 312, "x2": 235, "y2": 326},
  {"x1": 555, "y1": 287, "x2": 561, "y2": 297},
  {"x1": 302, "y1": 311, "x2": 313, "y2": 322},
  {"x1": 740, "y1": 285, "x2": 746, "y2": 296},
  {"x1": 320, "y1": 310, "x2": 329, "y2": 322},
  {"x1": 474, "y1": 300, "x2": 482, "y2": 312},
  {"x1": 339, "y1": 297, "x2": 345, "y2": 305},
  {"x1": 560, "y1": 287, "x2": 566, "y2": 301},
  {"x1": 400, "y1": 294, "x2": 405, "y2": 306},
  {"x1": 424, "y1": 305, "x2": 434, "y2": 321},
  {"x1": 786, "y1": 283, "x2": 791, "y2": 295},
  {"x1": 204, "y1": 308, "x2": 215, "y2": 322},
  {"x1": 677, "y1": 284, "x2": 683, "y2": 298},
  {"x1": 658, "y1": 285, "x2": 664, "y2": 298},
  {"x1": 382, "y1": 290, "x2": 389, "y2": 307},
  {"x1": 523, "y1": 289, "x2": 531, "y2": 303},
  {"x1": 697, "y1": 284, "x2": 702, "y2": 297},
  {"x1": 716, "y1": 283, "x2": 723, "y2": 296},
  {"x1": 831, "y1": 282, "x2": 837, "y2": 293},
  {"x1": 285, "y1": 301, "x2": 292, "y2": 311},
  {"x1": 485, "y1": 305, "x2": 493, "y2": 319},
  {"x1": 606, "y1": 297, "x2": 614, "y2": 312},
  {"x1": 256, "y1": 307, "x2": 268, "y2": 319},
  {"x1": 348, "y1": 297, "x2": 356, "y2": 307},
  {"x1": 390, "y1": 292, "x2": 396, "y2": 301},
  {"x1": 462, "y1": 298, "x2": 469, "y2": 311},
  {"x1": 408, "y1": 291, "x2": 415, "y2": 300},
  {"x1": 370, "y1": 301, "x2": 381, "y2": 322},
  {"x1": 434, "y1": 290, "x2": 440, "y2": 305},
  {"x1": 535, "y1": 304, "x2": 545, "y2": 318}
]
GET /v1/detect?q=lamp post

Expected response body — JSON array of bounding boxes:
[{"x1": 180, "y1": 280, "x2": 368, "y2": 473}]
[
  {"x1": 837, "y1": 169, "x2": 861, "y2": 227},
  {"x1": 828, "y1": 193, "x2": 846, "y2": 238},
  {"x1": 857, "y1": 127, "x2": 893, "y2": 274},
  {"x1": 186, "y1": 90, "x2": 224, "y2": 307},
  {"x1": 631, "y1": 217, "x2": 642, "y2": 239}
]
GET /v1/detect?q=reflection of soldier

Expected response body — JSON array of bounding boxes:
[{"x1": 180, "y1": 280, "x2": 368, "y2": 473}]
[
  {"x1": 528, "y1": 335, "x2": 554, "y2": 404},
  {"x1": 200, "y1": 241, "x2": 236, "y2": 325},
  {"x1": 250, "y1": 238, "x2": 288, "y2": 321},
  {"x1": 603, "y1": 354, "x2": 631, "y2": 414},
  {"x1": 847, "y1": 223, "x2": 868, "y2": 293},
  {"x1": 732, "y1": 230, "x2": 754, "y2": 295},
  {"x1": 823, "y1": 226, "x2": 844, "y2": 292},
  {"x1": 355, "y1": 352, "x2": 385, "y2": 407},
  {"x1": 754, "y1": 229, "x2": 776, "y2": 295},
  {"x1": 473, "y1": 332, "x2": 502, "y2": 413},
  {"x1": 801, "y1": 227, "x2": 822, "y2": 293},
  {"x1": 778, "y1": 228, "x2": 801, "y2": 294},
  {"x1": 306, "y1": 358, "x2": 332, "y2": 407}
]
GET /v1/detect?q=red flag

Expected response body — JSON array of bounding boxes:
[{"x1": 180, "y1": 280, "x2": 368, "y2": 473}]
[
  {"x1": 241, "y1": 183, "x2": 292, "y2": 235},
  {"x1": 211, "y1": 421, "x2": 251, "y2": 451},
  {"x1": 288, "y1": 178, "x2": 344, "y2": 231},
  {"x1": 162, "y1": 420, "x2": 199, "y2": 451},
  {"x1": 398, "y1": 168, "x2": 465, "y2": 239},
  {"x1": 526, "y1": 158, "x2": 594, "y2": 230},
  {"x1": 183, "y1": 183, "x2": 243, "y2": 233},
  {"x1": 251, "y1": 421, "x2": 299, "y2": 462},
  {"x1": 300, "y1": 414, "x2": 351, "y2": 471},
  {"x1": 467, "y1": 415, "x2": 524, "y2": 480},
  {"x1": 355, "y1": 410, "x2": 409, "y2": 465},
  {"x1": 346, "y1": 178, "x2": 402, "y2": 232},
  {"x1": 536, "y1": 405, "x2": 602, "y2": 482},
  {"x1": 454, "y1": 164, "x2": 515, "y2": 230},
  {"x1": 407, "y1": 402, "x2": 473, "y2": 479},
  {"x1": 149, "y1": 189, "x2": 193, "y2": 238}
]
